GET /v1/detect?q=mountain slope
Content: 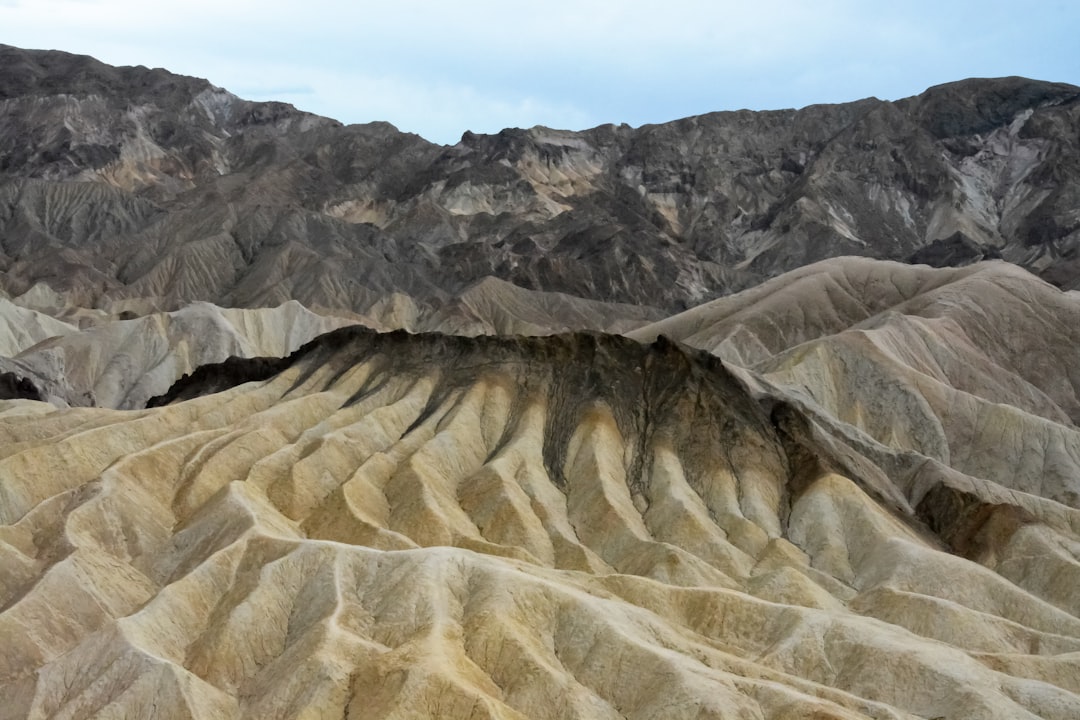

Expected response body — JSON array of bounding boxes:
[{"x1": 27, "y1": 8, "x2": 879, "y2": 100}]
[
  {"x1": 630, "y1": 257, "x2": 1080, "y2": 423},
  {"x1": 1, "y1": 44, "x2": 1079, "y2": 319},
  {"x1": 0, "y1": 297, "x2": 78, "y2": 356},
  {"x1": 6, "y1": 300, "x2": 354, "y2": 409},
  {"x1": 3, "y1": 320, "x2": 1080, "y2": 718}
]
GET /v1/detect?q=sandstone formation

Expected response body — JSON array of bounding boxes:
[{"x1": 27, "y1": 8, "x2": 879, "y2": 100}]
[
  {"x1": 630, "y1": 258, "x2": 1080, "y2": 465},
  {"x1": 2, "y1": 258, "x2": 1080, "y2": 718}
]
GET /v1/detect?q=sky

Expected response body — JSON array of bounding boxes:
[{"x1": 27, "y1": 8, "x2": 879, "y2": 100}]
[{"x1": 3, "y1": 0, "x2": 1078, "y2": 145}]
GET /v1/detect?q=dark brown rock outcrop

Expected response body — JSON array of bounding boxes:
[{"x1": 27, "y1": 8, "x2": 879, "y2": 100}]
[
  {"x1": 1, "y1": 44, "x2": 1078, "y2": 318},
  {"x1": 0, "y1": 370, "x2": 43, "y2": 401}
]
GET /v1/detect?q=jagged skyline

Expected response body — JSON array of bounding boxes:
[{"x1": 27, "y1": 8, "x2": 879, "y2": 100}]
[{"x1": 3, "y1": 0, "x2": 1078, "y2": 144}]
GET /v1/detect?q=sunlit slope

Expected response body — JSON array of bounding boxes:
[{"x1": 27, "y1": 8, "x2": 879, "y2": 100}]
[{"x1": 2, "y1": 327, "x2": 1079, "y2": 719}]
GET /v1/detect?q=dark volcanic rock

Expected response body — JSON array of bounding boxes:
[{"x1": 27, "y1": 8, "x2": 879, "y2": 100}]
[
  {"x1": 146, "y1": 354, "x2": 293, "y2": 407},
  {"x1": 2, "y1": 44, "x2": 1080, "y2": 315},
  {"x1": 0, "y1": 371, "x2": 44, "y2": 401},
  {"x1": 908, "y1": 231, "x2": 1002, "y2": 267}
]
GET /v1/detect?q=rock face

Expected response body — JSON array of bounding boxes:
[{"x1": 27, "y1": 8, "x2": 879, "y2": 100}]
[
  {"x1": 4, "y1": 298, "x2": 1080, "y2": 718},
  {"x1": 2, "y1": 44, "x2": 1079, "y2": 319}
]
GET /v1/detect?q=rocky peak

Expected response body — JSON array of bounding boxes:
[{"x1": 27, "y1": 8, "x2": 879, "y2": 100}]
[{"x1": 900, "y1": 76, "x2": 1080, "y2": 139}]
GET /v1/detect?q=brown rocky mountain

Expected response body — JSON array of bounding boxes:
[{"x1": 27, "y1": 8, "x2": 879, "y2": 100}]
[
  {"x1": 1, "y1": 44, "x2": 1079, "y2": 321},
  {"x1": 3, "y1": 44, "x2": 1080, "y2": 720}
]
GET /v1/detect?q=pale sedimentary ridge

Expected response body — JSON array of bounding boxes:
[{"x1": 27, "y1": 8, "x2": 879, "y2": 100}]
[
  {"x1": 0, "y1": 284, "x2": 657, "y2": 410},
  {"x1": 631, "y1": 258, "x2": 1080, "y2": 506},
  {"x1": 4, "y1": 299, "x2": 354, "y2": 409},
  {"x1": 0, "y1": 297, "x2": 77, "y2": 357},
  {"x1": 2, "y1": 327, "x2": 1080, "y2": 719}
]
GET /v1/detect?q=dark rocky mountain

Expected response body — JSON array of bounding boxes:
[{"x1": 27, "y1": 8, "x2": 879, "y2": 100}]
[{"x1": 1, "y1": 44, "x2": 1078, "y2": 320}]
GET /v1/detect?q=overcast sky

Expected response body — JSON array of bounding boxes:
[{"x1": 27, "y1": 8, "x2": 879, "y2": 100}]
[{"x1": 3, "y1": 1, "x2": 1078, "y2": 145}]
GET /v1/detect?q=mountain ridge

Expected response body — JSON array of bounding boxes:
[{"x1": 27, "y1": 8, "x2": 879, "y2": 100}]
[{"x1": 2, "y1": 44, "x2": 1079, "y2": 323}]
